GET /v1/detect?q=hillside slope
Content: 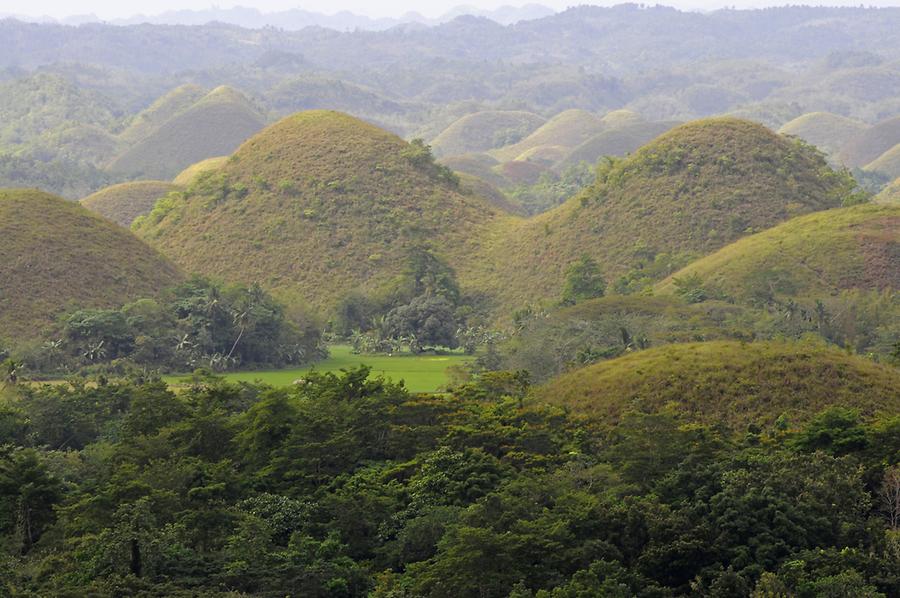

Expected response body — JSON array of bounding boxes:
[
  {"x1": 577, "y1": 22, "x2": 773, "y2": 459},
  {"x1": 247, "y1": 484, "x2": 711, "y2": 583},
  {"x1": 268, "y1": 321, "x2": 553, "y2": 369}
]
[
  {"x1": 875, "y1": 178, "x2": 900, "y2": 204},
  {"x1": 430, "y1": 110, "x2": 546, "y2": 157},
  {"x1": 864, "y1": 142, "x2": 900, "y2": 180},
  {"x1": 837, "y1": 115, "x2": 900, "y2": 167},
  {"x1": 0, "y1": 189, "x2": 183, "y2": 343},
  {"x1": 557, "y1": 120, "x2": 678, "y2": 169},
  {"x1": 107, "y1": 86, "x2": 266, "y2": 180},
  {"x1": 778, "y1": 112, "x2": 869, "y2": 157},
  {"x1": 655, "y1": 203, "x2": 900, "y2": 302},
  {"x1": 117, "y1": 84, "x2": 208, "y2": 145},
  {"x1": 134, "y1": 110, "x2": 511, "y2": 314},
  {"x1": 469, "y1": 118, "x2": 857, "y2": 313},
  {"x1": 537, "y1": 340, "x2": 900, "y2": 431},
  {"x1": 81, "y1": 180, "x2": 179, "y2": 226}
]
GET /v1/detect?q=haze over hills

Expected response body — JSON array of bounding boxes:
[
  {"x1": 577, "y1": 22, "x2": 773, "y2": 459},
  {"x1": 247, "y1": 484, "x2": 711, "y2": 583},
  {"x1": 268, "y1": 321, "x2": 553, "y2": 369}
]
[
  {"x1": 836, "y1": 115, "x2": 900, "y2": 167},
  {"x1": 430, "y1": 110, "x2": 546, "y2": 158},
  {"x1": 0, "y1": 189, "x2": 182, "y2": 344},
  {"x1": 107, "y1": 85, "x2": 265, "y2": 179},
  {"x1": 3, "y1": 4, "x2": 558, "y2": 30},
  {"x1": 778, "y1": 112, "x2": 869, "y2": 158},
  {"x1": 8, "y1": 5, "x2": 900, "y2": 199}
]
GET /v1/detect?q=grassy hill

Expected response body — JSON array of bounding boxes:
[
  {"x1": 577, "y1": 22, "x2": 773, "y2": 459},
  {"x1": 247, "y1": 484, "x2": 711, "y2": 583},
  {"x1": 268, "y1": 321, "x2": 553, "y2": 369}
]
[
  {"x1": 875, "y1": 178, "x2": 900, "y2": 204},
  {"x1": 0, "y1": 189, "x2": 183, "y2": 344},
  {"x1": 430, "y1": 110, "x2": 546, "y2": 158},
  {"x1": 557, "y1": 121, "x2": 679, "y2": 170},
  {"x1": 490, "y1": 109, "x2": 605, "y2": 162},
  {"x1": 172, "y1": 156, "x2": 229, "y2": 186},
  {"x1": 864, "y1": 142, "x2": 900, "y2": 180},
  {"x1": 470, "y1": 118, "x2": 857, "y2": 314},
  {"x1": 536, "y1": 340, "x2": 900, "y2": 431},
  {"x1": 778, "y1": 112, "x2": 869, "y2": 158},
  {"x1": 107, "y1": 86, "x2": 266, "y2": 180},
  {"x1": 600, "y1": 109, "x2": 644, "y2": 127},
  {"x1": 837, "y1": 115, "x2": 900, "y2": 167},
  {"x1": 655, "y1": 203, "x2": 900, "y2": 302},
  {"x1": 117, "y1": 84, "x2": 208, "y2": 146},
  {"x1": 133, "y1": 110, "x2": 510, "y2": 314},
  {"x1": 81, "y1": 180, "x2": 180, "y2": 226}
]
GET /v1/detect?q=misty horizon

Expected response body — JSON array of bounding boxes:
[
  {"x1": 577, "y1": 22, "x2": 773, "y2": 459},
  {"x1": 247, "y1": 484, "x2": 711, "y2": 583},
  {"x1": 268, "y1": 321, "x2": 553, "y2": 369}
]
[{"x1": 6, "y1": 0, "x2": 900, "y2": 25}]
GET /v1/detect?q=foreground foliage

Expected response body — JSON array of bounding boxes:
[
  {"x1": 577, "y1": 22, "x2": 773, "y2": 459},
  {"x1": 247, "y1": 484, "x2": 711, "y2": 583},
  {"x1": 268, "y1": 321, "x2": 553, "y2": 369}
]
[{"x1": 1, "y1": 367, "x2": 897, "y2": 596}]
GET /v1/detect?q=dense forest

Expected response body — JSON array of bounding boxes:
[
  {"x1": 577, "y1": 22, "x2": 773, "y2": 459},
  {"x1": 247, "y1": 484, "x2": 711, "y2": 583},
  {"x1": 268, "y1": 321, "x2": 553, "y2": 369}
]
[
  {"x1": 2, "y1": 367, "x2": 899, "y2": 596},
  {"x1": 0, "y1": 4, "x2": 898, "y2": 597}
]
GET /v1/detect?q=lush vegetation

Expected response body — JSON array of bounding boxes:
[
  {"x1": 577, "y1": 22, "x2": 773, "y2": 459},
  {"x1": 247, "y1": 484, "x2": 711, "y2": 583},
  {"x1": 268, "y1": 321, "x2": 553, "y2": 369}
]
[
  {"x1": 14, "y1": 277, "x2": 323, "y2": 376},
  {"x1": 1, "y1": 366, "x2": 897, "y2": 596}
]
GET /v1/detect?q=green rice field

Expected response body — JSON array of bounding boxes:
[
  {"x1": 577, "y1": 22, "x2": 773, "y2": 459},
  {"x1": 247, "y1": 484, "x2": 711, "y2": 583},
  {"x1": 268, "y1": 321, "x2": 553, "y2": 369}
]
[{"x1": 166, "y1": 345, "x2": 473, "y2": 393}]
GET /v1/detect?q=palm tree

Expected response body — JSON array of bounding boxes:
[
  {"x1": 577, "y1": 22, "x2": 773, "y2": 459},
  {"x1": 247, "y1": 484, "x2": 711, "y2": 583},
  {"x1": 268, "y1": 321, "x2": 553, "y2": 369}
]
[{"x1": 1, "y1": 358, "x2": 22, "y2": 389}]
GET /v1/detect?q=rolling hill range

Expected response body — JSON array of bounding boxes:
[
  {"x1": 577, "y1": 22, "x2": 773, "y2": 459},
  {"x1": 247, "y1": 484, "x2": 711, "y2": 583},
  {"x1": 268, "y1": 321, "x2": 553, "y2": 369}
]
[
  {"x1": 107, "y1": 86, "x2": 266, "y2": 180},
  {"x1": 429, "y1": 110, "x2": 546, "y2": 157},
  {"x1": 81, "y1": 180, "x2": 180, "y2": 226},
  {"x1": 469, "y1": 118, "x2": 858, "y2": 314},
  {"x1": 655, "y1": 203, "x2": 900, "y2": 303},
  {"x1": 536, "y1": 340, "x2": 900, "y2": 431},
  {"x1": 0, "y1": 189, "x2": 183, "y2": 344},
  {"x1": 778, "y1": 112, "x2": 869, "y2": 158},
  {"x1": 836, "y1": 115, "x2": 900, "y2": 167},
  {"x1": 133, "y1": 110, "x2": 511, "y2": 313},
  {"x1": 490, "y1": 109, "x2": 605, "y2": 162}
]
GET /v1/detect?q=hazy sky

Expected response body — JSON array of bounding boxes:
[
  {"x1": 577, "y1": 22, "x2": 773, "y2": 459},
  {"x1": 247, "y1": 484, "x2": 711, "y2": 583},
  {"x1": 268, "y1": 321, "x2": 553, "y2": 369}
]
[{"x1": 4, "y1": 0, "x2": 900, "y2": 19}]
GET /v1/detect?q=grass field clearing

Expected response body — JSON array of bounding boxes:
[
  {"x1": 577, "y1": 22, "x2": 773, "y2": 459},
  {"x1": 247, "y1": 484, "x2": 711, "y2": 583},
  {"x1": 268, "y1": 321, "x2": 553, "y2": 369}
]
[{"x1": 165, "y1": 345, "x2": 473, "y2": 393}]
